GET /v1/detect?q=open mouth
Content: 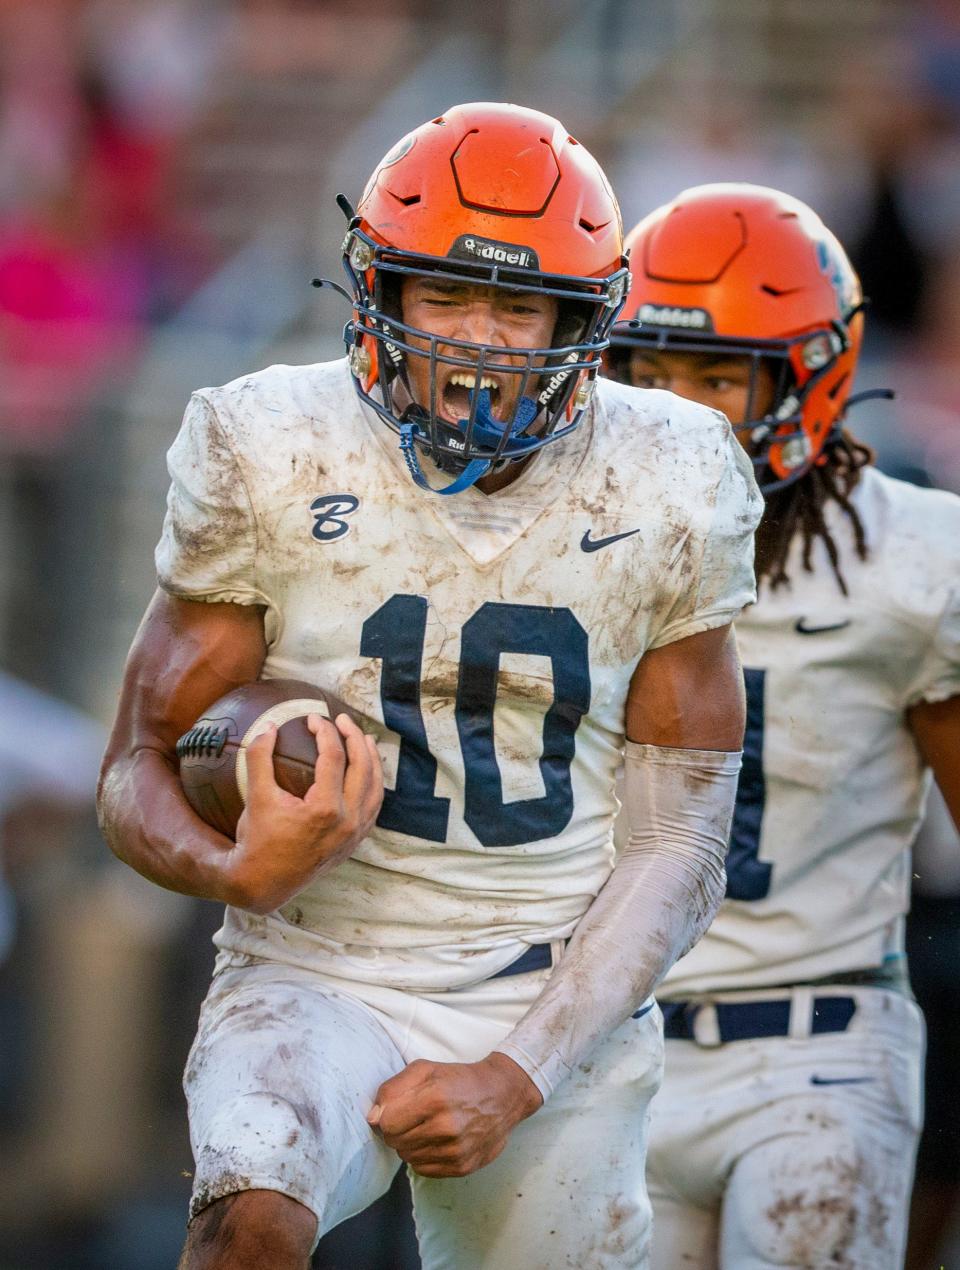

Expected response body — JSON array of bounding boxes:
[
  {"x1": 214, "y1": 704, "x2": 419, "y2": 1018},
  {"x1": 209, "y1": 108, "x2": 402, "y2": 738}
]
[{"x1": 441, "y1": 371, "x2": 504, "y2": 423}]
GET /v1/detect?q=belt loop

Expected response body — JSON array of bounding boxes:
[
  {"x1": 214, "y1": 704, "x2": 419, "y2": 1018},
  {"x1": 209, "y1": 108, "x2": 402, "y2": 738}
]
[
  {"x1": 789, "y1": 987, "x2": 814, "y2": 1039},
  {"x1": 692, "y1": 1002, "x2": 722, "y2": 1048},
  {"x1": 550, "y1": 938, "x2": 566, "y2": 970}
]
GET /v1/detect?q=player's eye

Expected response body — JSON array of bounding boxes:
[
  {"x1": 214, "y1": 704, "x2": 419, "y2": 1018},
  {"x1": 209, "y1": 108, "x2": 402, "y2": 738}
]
[
  {"x1": 632, "y1": 374, "x2": 662, "y2": 390},
  {"x1": 703, "y1": 377, "x2": 740, "y2": 393}
]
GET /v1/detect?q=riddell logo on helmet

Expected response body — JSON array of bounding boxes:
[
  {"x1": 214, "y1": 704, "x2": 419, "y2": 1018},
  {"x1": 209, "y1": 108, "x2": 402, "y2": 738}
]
[
  {"x1": 451, "y1": 236, "x2": 540, "y2": 270},
  {"x1": 639, "y1": 304, "x2": 714, "y2": 331},
  {"x1": 537, "y1": 352, "x2": 579, "y2": 405}
]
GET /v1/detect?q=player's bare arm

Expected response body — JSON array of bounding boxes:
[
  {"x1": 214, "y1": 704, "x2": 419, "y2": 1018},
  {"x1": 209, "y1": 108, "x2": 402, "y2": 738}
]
[
  {"x1": 98, "y1": 589, "x2": 383, "y2": 913},
  {"x1": 371, "y1": 622, "x2": 744, "y2": 1177},
  {"x1": 623, "y1": 620, "x2": 745, "y2": 749},
  {"x1": 908, "y1": 694, "x2": 960, "y2": 831}
]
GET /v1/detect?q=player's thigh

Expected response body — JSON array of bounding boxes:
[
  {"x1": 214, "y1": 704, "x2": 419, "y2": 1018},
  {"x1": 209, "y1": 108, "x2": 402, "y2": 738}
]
[
  {"x1": 184, "y1": 963, "x2": 404, "y2": 1243},
  {"x1": 720, "y1": 1087, "x2": 919, "y2": 1270},
  {"x1": 411, "y1": 1007, "x2": 662, "y2": 1270}
]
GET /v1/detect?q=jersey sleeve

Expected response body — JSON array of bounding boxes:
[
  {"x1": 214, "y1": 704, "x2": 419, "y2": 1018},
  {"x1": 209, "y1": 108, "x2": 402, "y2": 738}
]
[
  {"x1": 903, "y1": 583, "x2": 960, "y2": 707},
  {"x1": 649, "y1": 426, "x2": 762, "y2": 650},
  {"x1": 155, "y1": 392, "x2": 266, "y2": 606}
]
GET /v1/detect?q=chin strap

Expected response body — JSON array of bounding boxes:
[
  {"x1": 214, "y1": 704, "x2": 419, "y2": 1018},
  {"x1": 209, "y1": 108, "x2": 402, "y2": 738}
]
[
  {"x1": 398, "y1": 390, "x2": 541, "y2": 496},
  {"x1": 399, "y1": 423, "x2": 491, "y2": 494}
]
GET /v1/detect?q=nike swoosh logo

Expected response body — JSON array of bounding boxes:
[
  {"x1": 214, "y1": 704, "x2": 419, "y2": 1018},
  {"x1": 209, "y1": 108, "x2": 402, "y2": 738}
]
[
  {"x1": 581, "y1": 528, "x2": 641, "y2": 553},
  {"x1": 794, "y1": 618, "x2": 852, "y2": 635},
  {"x1": 809, "y1": 1075, "x2": 875, "y2": 1086}
]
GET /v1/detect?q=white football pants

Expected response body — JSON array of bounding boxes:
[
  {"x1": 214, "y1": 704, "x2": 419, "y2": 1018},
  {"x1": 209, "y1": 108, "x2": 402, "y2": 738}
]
[
  {"x1": 647, "y1": 986, "x2": 924, "y2": 1269},
  {"x1": 184, "y1": 957, "x2": 663, "y2": 1269}
]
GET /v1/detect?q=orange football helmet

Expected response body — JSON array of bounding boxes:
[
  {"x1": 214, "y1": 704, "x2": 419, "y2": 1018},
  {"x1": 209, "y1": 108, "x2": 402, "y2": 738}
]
[
  {"x1": 609, "y1": 184, "x2": 866, "y2": 493},
  {"x1": 339, "y1": 102, "x2": 628, "y2": 494}
]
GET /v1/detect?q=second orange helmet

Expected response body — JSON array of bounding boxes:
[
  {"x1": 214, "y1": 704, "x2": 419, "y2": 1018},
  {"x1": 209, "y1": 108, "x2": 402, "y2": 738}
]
[{"x1": 610, "y1": 183, "x2": 865, "y2": 493}]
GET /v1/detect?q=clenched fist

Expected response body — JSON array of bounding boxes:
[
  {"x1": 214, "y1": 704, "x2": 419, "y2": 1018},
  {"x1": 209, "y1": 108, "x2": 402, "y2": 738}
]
[{"x1": 368, "y1": 1053, "x2": 543, "y2": 1178}]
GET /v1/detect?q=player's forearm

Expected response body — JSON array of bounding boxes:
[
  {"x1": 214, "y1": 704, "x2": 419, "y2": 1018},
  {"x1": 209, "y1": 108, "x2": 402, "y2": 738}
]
[
  {"x1": 98, "y1": 746, "x2": 243, "y2": 905},
  {"x1": 495, "y1": 743, "x2": 740, "y2": 1100}
]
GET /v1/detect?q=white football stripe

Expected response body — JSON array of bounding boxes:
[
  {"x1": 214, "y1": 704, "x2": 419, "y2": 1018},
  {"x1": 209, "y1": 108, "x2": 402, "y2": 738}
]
[{"x1": 235, "y1": 698, "x2": 332, "y2": 805}]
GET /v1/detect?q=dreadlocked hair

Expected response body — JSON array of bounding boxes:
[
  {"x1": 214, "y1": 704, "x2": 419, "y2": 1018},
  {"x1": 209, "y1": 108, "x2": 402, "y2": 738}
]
[{"x1": 754, "y1": 428, "x2": 875, "y2": 597}]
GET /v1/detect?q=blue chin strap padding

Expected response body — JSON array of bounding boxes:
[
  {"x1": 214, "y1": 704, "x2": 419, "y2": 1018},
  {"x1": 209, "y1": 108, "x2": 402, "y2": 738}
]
[{"x1": 398, "y1": 391, "x2": 540, "y2": 495}]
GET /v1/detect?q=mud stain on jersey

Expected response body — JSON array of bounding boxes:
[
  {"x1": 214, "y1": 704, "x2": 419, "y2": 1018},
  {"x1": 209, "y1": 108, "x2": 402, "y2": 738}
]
[
  {"x1": 332, "y1": 560, "x2": 370, "y2": 581},
  {"x1": 340, "y1": 660, "x2": 383, "y2": 712},
  {"x1": 189, "y1": 1173, "x2": 252, "y2": 1224},
  {"x1": 666, "y1": 526, "x2": 692, "y2": 570},
  {"x1": 496, "y1": 670, "x2": 554, "y2": 704},
  {"x1": 419, "y1": 669, "x2": 460, "y2": 702},
  {"x1": 205, "y1": 994, "x2": 303, "y2": 1040},
  {"x1": 421, "y1": 559, "x2": 461, "y2": 589},
  {"x1": 417, "y1": 668, "x2": 557, "y2": 710},
  {"x1": 162, "y1": 395, "x2": 260, "y2": 584},
  {"x1": 169, "y1": 506, "x2": 251, "y2": 572}
]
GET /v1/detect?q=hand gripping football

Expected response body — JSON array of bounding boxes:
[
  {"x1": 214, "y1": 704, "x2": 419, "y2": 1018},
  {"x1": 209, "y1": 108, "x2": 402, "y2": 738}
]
[{"x1": 175, "y1": 678, "x2": 354, "y2": 838}]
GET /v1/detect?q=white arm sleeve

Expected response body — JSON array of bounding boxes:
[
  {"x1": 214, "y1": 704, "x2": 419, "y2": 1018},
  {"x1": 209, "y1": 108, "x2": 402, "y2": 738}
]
[{"x1": 495, "y1": 741, "x2": 740, "y2": 1100}]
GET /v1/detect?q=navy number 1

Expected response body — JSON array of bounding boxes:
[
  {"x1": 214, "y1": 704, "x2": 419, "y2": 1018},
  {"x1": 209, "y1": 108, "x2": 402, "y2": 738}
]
[
  {"x1": 360, "y1": 597, "x2": 591, "y2": 848},
  {"x1": 359, "y1": 595, "x2": 450, "y2": 841},
  {"x1": 725, "y1": 667, "x2": 772, "y2": 900}
]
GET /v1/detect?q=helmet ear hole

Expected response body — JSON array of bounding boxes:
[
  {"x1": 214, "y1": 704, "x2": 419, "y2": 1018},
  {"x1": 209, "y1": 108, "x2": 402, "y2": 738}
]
[
  {"x1": 378, "y1": 271, "x2": 403, "y2": 322},
  {"x1": 553, "y1": 299, "x2": 593, "y2": 348}
]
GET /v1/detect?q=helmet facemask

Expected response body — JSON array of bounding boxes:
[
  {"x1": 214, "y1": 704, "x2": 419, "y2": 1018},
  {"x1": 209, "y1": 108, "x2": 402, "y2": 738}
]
[
  {"x1": 343, "y1": 226, "x2": 627, "y2": 494},
  {"x1": 608, "y1": 320, "x2": 854, "y2": 495}
]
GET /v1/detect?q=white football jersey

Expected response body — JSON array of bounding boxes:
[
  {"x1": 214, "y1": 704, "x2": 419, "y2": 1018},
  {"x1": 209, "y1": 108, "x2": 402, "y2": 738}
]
[
  {"x1": 157, "y1": 360, "x2": 760, "y2": 990},
  {"x1": 662, "y1": 464, "x2": 960, "y2": 996}
]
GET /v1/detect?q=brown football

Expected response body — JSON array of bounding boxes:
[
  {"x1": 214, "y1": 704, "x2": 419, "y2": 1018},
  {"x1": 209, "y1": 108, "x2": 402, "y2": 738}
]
[{"x1": 175, "y1": 678, "x2": 354, "y2": 838}]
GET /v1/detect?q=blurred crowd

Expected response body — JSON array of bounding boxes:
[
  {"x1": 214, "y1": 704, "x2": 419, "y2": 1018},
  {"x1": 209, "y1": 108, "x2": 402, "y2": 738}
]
[
  {"x1": 0, "y1": 0, "x2": 227, "y2": 698},
  {"x1": 0, "y1": 1, "x2": 958, "y2": 1267}
]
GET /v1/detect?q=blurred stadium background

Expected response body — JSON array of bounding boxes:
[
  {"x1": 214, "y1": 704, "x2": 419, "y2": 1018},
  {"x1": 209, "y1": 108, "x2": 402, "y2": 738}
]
[{"x1": 0, "y1": 1, "x2": 958, "y2": 1267}]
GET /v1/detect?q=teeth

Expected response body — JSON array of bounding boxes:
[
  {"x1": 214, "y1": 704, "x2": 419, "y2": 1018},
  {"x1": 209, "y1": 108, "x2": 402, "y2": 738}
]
[{"x1": 448, "y1": 373, "x2": 498, "y2": 392}]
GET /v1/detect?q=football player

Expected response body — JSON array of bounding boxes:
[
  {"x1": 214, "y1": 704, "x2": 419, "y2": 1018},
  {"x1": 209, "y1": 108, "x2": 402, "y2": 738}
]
[
  {"x1": 608, "y1": 183, "x2": 960, "y2": 1269},
  {"x1": 98, "y1": 107, "x2": 763, "y2": 1270}
]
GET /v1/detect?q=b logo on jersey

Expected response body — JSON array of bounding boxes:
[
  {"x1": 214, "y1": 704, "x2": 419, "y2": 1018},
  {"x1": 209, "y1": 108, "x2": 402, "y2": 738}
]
[{"x1": 310, "y1": 494, "x2": 359, "y2": 542}]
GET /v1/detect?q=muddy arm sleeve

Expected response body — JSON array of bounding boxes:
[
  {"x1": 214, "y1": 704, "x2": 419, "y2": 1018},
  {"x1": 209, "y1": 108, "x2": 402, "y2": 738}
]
[{"x1": 495, "y1": 741, "x2": 740, "y2": 1100}]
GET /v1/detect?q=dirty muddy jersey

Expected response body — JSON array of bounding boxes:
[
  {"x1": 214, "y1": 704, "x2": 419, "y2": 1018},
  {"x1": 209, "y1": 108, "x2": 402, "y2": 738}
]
[
  {"x1": 661, "y1": 465, "x2": 960, "y2": 997},
  {"x1": 157, "y1": 359, "x2": 761, "y2": 990}
]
